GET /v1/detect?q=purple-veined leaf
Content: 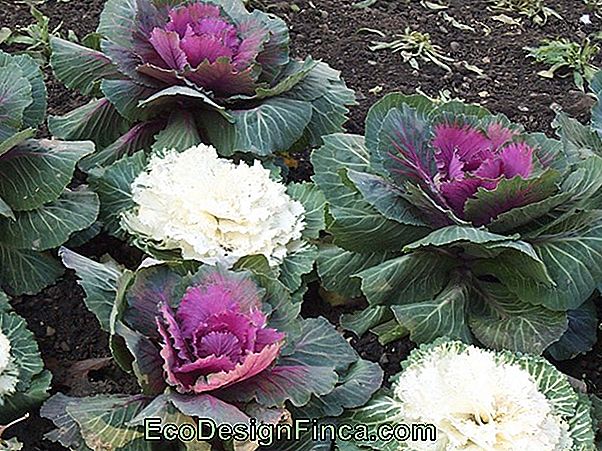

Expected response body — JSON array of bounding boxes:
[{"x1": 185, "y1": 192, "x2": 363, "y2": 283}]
[
  {"x1": 0, "y1": 139, "x2": 94, "y2": 211},
  {"x1": 48, "y1": 98, "x2": 131, "y2": 150},
  {"x1": 50, "y1": 37, "x2": 119, "y2": 96}
]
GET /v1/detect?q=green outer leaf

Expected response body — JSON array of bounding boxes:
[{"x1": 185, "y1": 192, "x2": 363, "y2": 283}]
[
  {"x1": 561, "y1": 154, "x2": 602, "y2": 210},
  {"x1": 89, "y1": 151, "x2": 147, "y2": 237},
  {"x1": 101, "y1": 79, "x2": 156, "y2": 122},
  {"x1": 347, "y1": 170, "x2": 427, "y2": 227},
  {"x1": 59, "y1": 248, "x2": 123, "y2": 332},
  {"x1": 41, "y1": 394, "x2": 149, "y2": 451},
  {"x1": 316, "y1": 245, "x2": 394, "y2": 299},
  {"x1": 311, "y1": 133, "x2": 428, "y2": 252},
  {"x1": 98, "y1": 0, "x2": 137, "y2": 48},
  {"x1": 0, "y1": 62, "x2": 31, "y2": 140},
  {"x1": 391, "y1": 276, "x2": 473, "y2": 344},
  {"x1": 286, "y1": 182, "x2": 326, "y2": 239},
  {"x1": 0, "y1": 247, "x2": 64, "y2": 295},
  {"x1": 547, "y1": 299, "x2": 598, "y2": 360},
  {"x1": 1, "y1": 370, "x2": 51, "y2": 425},
  {"x1": 0, "y1": 51, "x2": 46, "y2": 129},
  {"x1": 404, "y1": 225, "x2": 514, "y2": 251},
  {"x1": 469, "y1": 281, "x2": 568, "y2": 354},
  {"x1": 358, "y1": 251, "x2": 456, "y2": 306},
  {"x1": 50, "y1": 37, "x2": 118, "y2": 96},
  {"x1": 48, "y1": 98, "x2": 131, "y2": 150},
  {"x1": 114, "y1": 321, "x2": 165, "y2": 396},
  {"x1": 0, "y1": 139, "x2": 94, "y2": 211},
  {"x1": 251, "y1": 58, "x2": 317, "y2": 100},
  {"x1": 139, "y1": 85, "x2": 228, "y2": 117},
  {"x1": 567, "y1": 394, "x2": 596, "y2": 449},
  {"x1": 80, "y1": 120, "x2": 164, "y2": 172},
  {"x1": 365, "y1": 93, "x2": 435, "y2": 153},
  {"x1": 0, "y1": 310, "x2": 48, "y2": 422},
  {"x1": 296, "y1": 358, "x2": 384, "y2": 418},
  {"x1": 0, "y1": 190, "x2": 99, "y2": 251},
  {"x1": 278, "y1": 244, "x2": 318, "y2": 293},
  {"x1": 284, "y1": 61, "x2": 357, "y2": 147},
  {"x1": 501, "y1": 210, "x2": 602, "y2": 310},
  {"x1": 486, "y1": 191, "x2": 570, "y2": 234},
  {"x1": 340, "y1": 305, "x2": 392, "y2": 338},
  {"x1": 151, "y1": 110, "x2": 201, "y2": 153},
  {"x1": 0, "y1": 128, "x2": 35, "y2": 159},
  {"x1": 338, "y1": 391, "x2": 405, "y2": 451},
  {"x1": 205, "y1": 98, "x2": 312, "y2": 156}
]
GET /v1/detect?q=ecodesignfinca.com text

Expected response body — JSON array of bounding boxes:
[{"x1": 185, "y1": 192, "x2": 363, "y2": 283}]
[{"x1": 144, "y1": 418, "x2": 437, "y2": 446}]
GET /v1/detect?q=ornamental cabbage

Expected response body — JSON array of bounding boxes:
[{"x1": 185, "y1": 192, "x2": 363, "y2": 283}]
[
  {"x1": 48, "y1": 0, "x2": 355, "y2": 169},
  {"x1": 0, "y1": 290, "x2": 51, "y2": 424},
  {"x1": 343, "y1": 340, "x2": 596, "y2": 451},
  {"x1": 0, "y1": 50, "x2": 98, "y2": 295},
  {"x1": 121, "y1": 144, "x2": 306, "y2": 267},
  {"x1": 44, "y1": 253, "x2": 383, "y2": 450},
  {"x1": 313, "y1": 93, "x2": 602, "y2": 356}
]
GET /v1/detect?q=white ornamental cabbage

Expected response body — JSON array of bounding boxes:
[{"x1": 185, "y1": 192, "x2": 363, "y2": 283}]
[
  {"x1": 345, "y1": 340, "x2": 596, "y2": 451},
  {"x1": 0, "y1": 331, "x2": 18, "y2": 402},
  {"x1": 393, "y1": 342, "x2": 571, "y2": 450},
  {"x1": 122, "y1": 145, "x2": 306, "y2": 267}
]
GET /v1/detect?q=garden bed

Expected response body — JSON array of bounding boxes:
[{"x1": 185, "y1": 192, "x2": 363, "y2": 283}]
[{"x1": 2, "y1": 0, "x2": 602, "y2": 449}]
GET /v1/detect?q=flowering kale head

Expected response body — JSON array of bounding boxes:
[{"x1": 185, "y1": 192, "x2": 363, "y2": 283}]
[
  {"x1": 47, "y1": 252, "x2": 383, "y2": 450},
  {"x1": 313, "y1": 93, "x2": 602, "y2": 357},
  {"x1": 379, "y1": 106, "x2": 548, "y2": 227},
  {"x1": 49, "y1": 0, "x2": 355, "y2": 165},
  {"x1": 155, "y1": 266, "x2": 285, "y2": 393},
  {"x1": 142, "y1": 2, "x2": 277, "y2": 96},
  {"x1": 431, "y1": 123, "x2": 534, "y2": 223},
  {"x1": 342, "y1": 340, "x2": 597, "y2": 451}
]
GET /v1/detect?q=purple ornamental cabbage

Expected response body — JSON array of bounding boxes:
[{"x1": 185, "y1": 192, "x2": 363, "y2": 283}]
[
  {"x1": 42, "y1": 252, "x2": 383, "y2": 449},
  {"x1": 313, "y1": 93, "x2": 602, "y2": 358},
  {"x1": 156, "y1": 270, "x2": 284, "y2": 393},
  {"x1": 403, "y1": 121, "x2": 537, "y2": 225},
  {"x1": 48, "y1": 0, "x2": 356, "y2": 169}
]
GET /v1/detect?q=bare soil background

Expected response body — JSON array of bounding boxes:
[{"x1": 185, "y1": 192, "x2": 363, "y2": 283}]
[{"x1": 1, "y1": 0, "x2": 601, "y2": 449}]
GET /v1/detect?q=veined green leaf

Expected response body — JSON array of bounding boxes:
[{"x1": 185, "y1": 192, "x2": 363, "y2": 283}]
[
  {"x1": 59, "y1": 248, "x2": 123, "y2": 331},
  {"x1": 50, "y1": 37, "x2": 119, "y2": 96},
  {"x1": 48, "y1": 98, "x2": 131, "y2": 150},
  {"x1": 497, "y1": 210, "x2": 602, "y2": 310},
  {"x1": 0, "y1": 247, "x2": 64, "y2": 295},
  {"x1": 89, "y1": 151, "x2": 147, "y2": 237},
  {"x1": 312, "y1": 133, "x2": 428, "y2": 252},
  {"x1": 358, "y1": 251, "x2": 455, "y2": 306},
  {"x1": 317, "y1": 245, "x2": 395, "y2": 299},
  {"x1": 151, "y1": 110, "x2": 201, "y2": 153},
  {"x1": 391, "y1": 276, "x2": 473, "y2": 344},
  {"x1": 0, "y1": 62, "x2": 31, "y2": 141},
  {"x1": 205, "y1": 98, "x2": 312, "y2": 156},
  {"x1": 0, "y1": 139, "x2": 94, "y2": 211},
  {"x1": 469, "y1": 281, "x2": 567, "y2": 354},
  {"x1": 0, "y1": 51, "x2": 46, "y2": 129},
  {"x1": 0, "y1": 190, "x2": 99, "y2": 251}
]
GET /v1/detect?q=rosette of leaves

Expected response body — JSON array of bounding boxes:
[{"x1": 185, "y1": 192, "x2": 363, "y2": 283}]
[
  {"x1": 88, "y1": 144, "x2": 327, "y2": 298},
  {"x1": 0, "y1": 290, "x2": 51, "y2": 425},
  {"x1": 313, "y1": 93, "x2": 602, "y2": 357},
  {"x1": 339, "y1": 339, "x2": 597, "y2": 451},
  {"x1": 47, "y1": 0, "x2": 355, "y2": 172},
  {"x1": 0, "y1": 50, "x2": 98, "y2": 295},
  {"x1": 42, "y1": 251, "x2": 383, "y2": 450}
]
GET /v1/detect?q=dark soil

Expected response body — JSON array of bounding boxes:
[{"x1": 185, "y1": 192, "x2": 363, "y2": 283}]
[{"x1": 1, "y1": 0, "x2": 602, "y2": 449}]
